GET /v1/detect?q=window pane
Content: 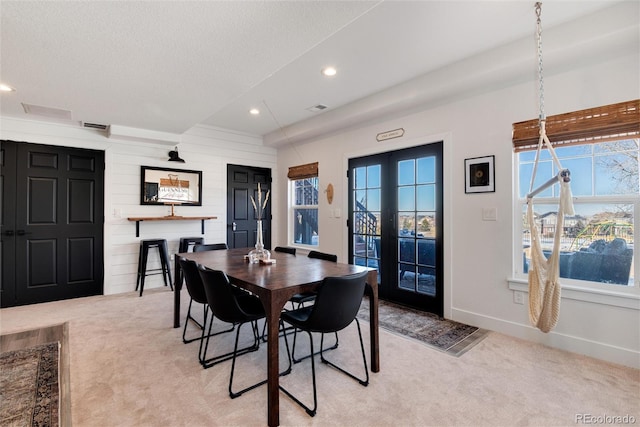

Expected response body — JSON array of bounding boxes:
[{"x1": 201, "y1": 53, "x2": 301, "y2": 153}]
[
  {"x1": 594, "y1": 139, "x2": 639, "y2": 153},
  {"x1": 519, "y1": 160, "x2": 553, "y2": 198},
  {"x1": 367, "y1": 188, "x2": 381, "y2": 211},
  {"x1": 519, "y1": 149, "x2": 552, "y2": 162},
  {"x1": 398, "y1": 159, "x2": 415, "y2": 186},
  {"x1": 417, "y1": 212, "x2": 436, "y2": 238},
  {"x1": 354, "y1": 167, "x2": 366, "y2": 189},
  {"x1": 522, "y1": 203, "x2": 634, "y2": 286},
  {"x1": 354, "y1": 189, "x2": 366, "y2": 208},
  {"x1": 560, "y1": 157, "x2": 592, "y2": 197},
  {"x1": 292, "y1": 177, "x2": 319, "y2": 247},
  {"x1": 416, "y1": 184, "x2": 435, "y2": 211},
  {"x1": 595, "y1": 153, "x2": 639, "y2": 195},
  {"x1": 398, "y1": 213, "x2": 416, "y2": 236},
  {"x1": 367, "y1": 165, "x2": 381, "y2": 188},
  {"x1": 417, "y1": 156, "x2": 435, "y2": 184},
  {"x1": 293, "y1": 208, "x2": 318, "y2": 246},
  {"x1": 555, "y1": 144, "x2": 593, "y2": 158},
  {"x1": 398, "y1": 186, "x2": 414, "y2": 211}
]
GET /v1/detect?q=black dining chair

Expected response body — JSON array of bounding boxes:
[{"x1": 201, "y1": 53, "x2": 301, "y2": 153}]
[
  {"x1": 292, "y1": 250, "x2": 337, "y2": 309},
  {"x1": 177, "y1": 257, "x2": 234, "y2": 363},
  {"x1": 198, "y1": 265, "x2": 292, "y2": 398},
  {"x1": 193, "y1": 242, "x2": 228, "y2": 252},
  {"x1": 286, "y1": 250, "x2": 340, "y2": 361},
  {"x1": 280, "y1": 270, "x2": 369, "y2": 417}
]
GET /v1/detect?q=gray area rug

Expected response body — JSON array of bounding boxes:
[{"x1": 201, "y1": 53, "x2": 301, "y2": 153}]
[
  {"x1": 358, "y1": 297, "x2": 488, "y2": 356},
  {"x1": 0, "y1": 342, "x2": 59, "y2": 427}
]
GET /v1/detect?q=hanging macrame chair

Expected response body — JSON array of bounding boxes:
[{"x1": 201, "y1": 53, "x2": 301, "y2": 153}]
[{"x1": 526, "y1": 3, "x2": 575, "y2": 333}]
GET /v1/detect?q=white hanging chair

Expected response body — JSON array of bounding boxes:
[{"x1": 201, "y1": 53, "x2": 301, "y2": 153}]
[{"x1": 525, "y1": 3, "x2": 575, "y2": 333}]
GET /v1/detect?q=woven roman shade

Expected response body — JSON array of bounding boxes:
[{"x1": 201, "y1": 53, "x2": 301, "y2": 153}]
[
  {"x1": 512, "y1": 99, "x2": 640, "y2": 152},
  {"x1": 287, "y1": 162, "x2": 318, "y2": 180}
]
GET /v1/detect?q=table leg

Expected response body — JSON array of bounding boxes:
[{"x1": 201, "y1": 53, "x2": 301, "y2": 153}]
[
  {"x1": 173, "y1": 256, "x2": 182, "y2": 328},
  {"x1": 366, "y1": 270, "x2": 380, "y2": 372},
  {"x1": 262, "y1": 294, "x2": 288, "y2": 427}
]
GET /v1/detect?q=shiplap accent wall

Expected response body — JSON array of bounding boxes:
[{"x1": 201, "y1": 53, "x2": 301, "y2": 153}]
[{"x1": 1, "y1": 120, "x2": 277, "y2": 295}]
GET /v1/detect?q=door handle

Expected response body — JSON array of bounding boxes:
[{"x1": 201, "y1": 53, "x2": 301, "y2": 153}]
[
  {"x1": 232, "y1": 222, "x2": 237, "y2": 231},
  {"x1": 16, "y1": 230, "x2": 32, "y2": 236}
]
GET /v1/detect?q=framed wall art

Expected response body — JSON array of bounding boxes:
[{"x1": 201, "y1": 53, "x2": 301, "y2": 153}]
[
  {"x1": 140, "y1": 165, "x2": 202, "y2": 205},
  {"x1": 465, "y1": 155, "x2": 495, "y2": 193}
]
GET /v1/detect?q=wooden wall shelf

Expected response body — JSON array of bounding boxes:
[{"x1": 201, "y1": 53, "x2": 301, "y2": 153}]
[{"x1": 127, "y1": 216, "x2": 217, "y2": 237}]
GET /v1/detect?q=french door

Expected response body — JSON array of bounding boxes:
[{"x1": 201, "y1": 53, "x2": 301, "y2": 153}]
[{"x1": 348, "y1": 142, "x2": 443, "y2": 316}]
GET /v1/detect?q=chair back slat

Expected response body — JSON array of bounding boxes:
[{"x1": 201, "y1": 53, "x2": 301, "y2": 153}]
[
  {"x1": 274, "y1": 246, "x2": 296, "y2": 255},
  {"x1": 307, "y1": 250, "x2": 337, "y2": 262}
]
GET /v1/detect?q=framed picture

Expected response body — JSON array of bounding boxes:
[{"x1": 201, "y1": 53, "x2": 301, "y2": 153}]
[
  {"x1": 140, "y1": 165, "x2": 202, "y2": 205},
  {"x1": 465, "y1": 155, "x2": 495, "y2": 193}
]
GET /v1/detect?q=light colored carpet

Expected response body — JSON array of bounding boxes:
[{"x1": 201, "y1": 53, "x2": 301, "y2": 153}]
[{"x1": 0, "y1": 288, "x2": 638, "y2": 426}]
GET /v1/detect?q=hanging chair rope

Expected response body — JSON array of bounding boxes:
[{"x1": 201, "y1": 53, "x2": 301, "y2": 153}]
[{"x1": 526, "y1": 3, "x2": 575, "y2": 333}]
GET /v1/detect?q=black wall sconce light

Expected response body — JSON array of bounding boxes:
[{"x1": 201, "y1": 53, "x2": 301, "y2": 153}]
[{"x1": 168, "y1": 146, "x2": 185, "y2": 162}]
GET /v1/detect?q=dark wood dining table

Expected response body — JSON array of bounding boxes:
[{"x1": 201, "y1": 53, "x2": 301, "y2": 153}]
[{"x1": 173, "y1": 247, "x2": 380, "y2": 427}]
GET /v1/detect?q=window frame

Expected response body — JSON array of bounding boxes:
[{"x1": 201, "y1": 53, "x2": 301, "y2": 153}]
[
  {"x1": 288, "y1": 176, "x2": 320, "y2": 248},
  {"x1": 511, "y1": 139, "x2": 639, "y2": 308}
]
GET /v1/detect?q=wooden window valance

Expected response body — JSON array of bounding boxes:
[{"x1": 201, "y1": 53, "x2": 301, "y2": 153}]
[
  {"x1": 287, "y1": 162, "x2": 318, "y2": 180},
  {"x1": 512, "y1": 99, "x2": 640, "y2": 152}
]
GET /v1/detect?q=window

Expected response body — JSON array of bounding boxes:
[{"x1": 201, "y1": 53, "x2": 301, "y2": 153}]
[
  {"x1": 288, "y1": 163, "x2": 319, "y2": 247},
  {"x1": 513, "y1": 101, "x2": 639, "y2": 290}
]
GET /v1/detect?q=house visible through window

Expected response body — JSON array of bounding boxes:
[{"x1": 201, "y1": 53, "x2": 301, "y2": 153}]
[
  {"x1": 513, "y1": 100, "x2": 639, "y2": 288},
  {"x1": 288, "y1": 162, "x2": 319, "y2": 247}
]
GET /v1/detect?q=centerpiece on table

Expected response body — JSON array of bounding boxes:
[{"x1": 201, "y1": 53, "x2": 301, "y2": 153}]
[{"x1": 248, "y1": 183, "x2": 271, "y2": 263}]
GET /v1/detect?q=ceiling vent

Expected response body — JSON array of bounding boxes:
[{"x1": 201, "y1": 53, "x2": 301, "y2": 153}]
[
  {"x1": 306, "y1": 104, "x2": 328, "y2": 113},
  {"x1": 82, "y1": 122, "x2": 108, "y2": 130}
]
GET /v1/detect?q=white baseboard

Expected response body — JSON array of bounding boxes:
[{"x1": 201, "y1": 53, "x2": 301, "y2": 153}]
[{"x1": 451, "y1": 308, "x2": 640, "y2": 369}]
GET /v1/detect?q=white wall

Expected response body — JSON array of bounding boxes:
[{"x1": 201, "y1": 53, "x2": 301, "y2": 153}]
[
  {"x1": 274, "y1": 51, "x2": 640, "y2": 368},
  {"x1": 0, "y1": 120, "x2": 277, "y2": 295}
]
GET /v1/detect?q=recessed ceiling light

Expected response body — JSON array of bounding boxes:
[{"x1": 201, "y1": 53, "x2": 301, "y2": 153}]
[
  {"x1": 321, "y1": 67, "x2": 337, "y2": 77},
  {"x1": 0, "y1": 83, "x2": 16, "y2": 92},
  {"x1": 249, "y1": 108, "x2": 260, "y2": 115}
]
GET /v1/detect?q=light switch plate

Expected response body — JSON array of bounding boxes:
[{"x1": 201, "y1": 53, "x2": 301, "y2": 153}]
[{"x1": 482, "y1": 207, "x2": 497, "y2": 221}]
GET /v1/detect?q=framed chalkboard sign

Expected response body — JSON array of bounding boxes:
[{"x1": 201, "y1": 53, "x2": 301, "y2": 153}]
[{"x1": 140, "y1": 165, "x2": 202, "y2": 206}]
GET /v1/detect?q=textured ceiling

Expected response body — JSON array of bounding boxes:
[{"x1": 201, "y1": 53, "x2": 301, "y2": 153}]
[{"x1": 0, "y1": 1, "x2": 630, "y2": 145}]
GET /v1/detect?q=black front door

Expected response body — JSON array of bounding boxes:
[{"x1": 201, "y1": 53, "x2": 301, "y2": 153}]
[
  {"x1": 1, "y1": 141, "x2": 105, "y2": 307},
  {"x1": 348, "y1": 142, "x2": 443, "y2": 316},
  {"x1": 226, "y1": 164, "x2": 271, "y2": 249}
]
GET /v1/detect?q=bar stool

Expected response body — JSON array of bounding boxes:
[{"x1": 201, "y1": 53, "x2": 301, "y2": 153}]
[
  {"x1": 179, "y1": 237, "x2": 204, "y2": 253},
  {"x1": 136, "y1": 239, "x2": 172, "y2": 297}
]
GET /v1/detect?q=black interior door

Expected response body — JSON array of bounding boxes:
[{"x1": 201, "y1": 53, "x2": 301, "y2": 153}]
[
  {"x1": 226, "y1": 164, "x2": 271, "y2": 249},
  {"x1": 1, "y1": 141, "x2": 105, "y2": 307},
  {"x1": 349, "y1": 142, "x2": 443, "y2": 316}
]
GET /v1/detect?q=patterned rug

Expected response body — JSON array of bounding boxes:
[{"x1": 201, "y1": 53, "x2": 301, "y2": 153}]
[
  {"x1": 358, "y1": 297, "x2": 489, "y2": 356},
  {"x1": 0, "y1": 342, "x2": 59, "y2": 427}
]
